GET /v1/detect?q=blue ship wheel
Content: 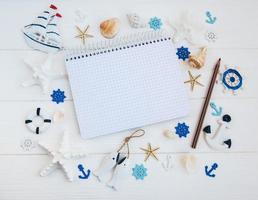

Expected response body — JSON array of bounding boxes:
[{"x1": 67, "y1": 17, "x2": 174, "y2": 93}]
[{"x1": 222, "y1": 68, "x2": 242, "y2": 90}]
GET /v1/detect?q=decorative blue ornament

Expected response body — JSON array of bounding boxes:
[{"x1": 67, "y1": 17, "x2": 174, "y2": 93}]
[
  {"x1": 51, "y1": 89, "x2": 66, "y2": 104},
  {"x1": 222, "y1": 68, "x2": 242, "y2": 91},
  {"x1": 132, "y1": 164, "x2": 147, "y2": 180},
  {"x1": 149, "y1": 17, "x2": 163, "y2": 30},
  {"x1": 176, "y1": 46, "x2": 191, "y2": 61},
  {"x1": 175, "y1": 122, "x2": 190, "y2": 138}
]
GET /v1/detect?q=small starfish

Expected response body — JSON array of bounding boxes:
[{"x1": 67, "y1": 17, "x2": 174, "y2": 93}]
[
  {"x1": 22, "y1": 54, "x2": 66, "y2": 94},
  {"x1": 140, "y1": 143, "x2": 160, "y2": 162},
  {"x1": 184, "y1": 70, "x2": 204, "y2": 91},
  {"x1": 38, "y1": 132, "x2": 87, "y2": 181},
  {"x1": 75, "y1": 25, "x2": 93, "y2": 45}
]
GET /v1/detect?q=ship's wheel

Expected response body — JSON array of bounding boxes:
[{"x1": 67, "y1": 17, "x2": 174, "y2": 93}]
[{"x1": 222, "y1": 68, "x2": 242, "y2": 91}]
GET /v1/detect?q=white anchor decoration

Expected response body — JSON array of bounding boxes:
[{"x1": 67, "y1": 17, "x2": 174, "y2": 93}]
[
  {"x1": 203, "y1": 114, "x2": 232, "y2": 150},
  {"x1": 22, "y1": 54, "x2": 66, "y2": 94},
  {"x1": 93, "y1": 129, "x2": 145, "y2": 191},
  {"x1": 161, "y1": 154, "x2": 173, "y2": 171}
]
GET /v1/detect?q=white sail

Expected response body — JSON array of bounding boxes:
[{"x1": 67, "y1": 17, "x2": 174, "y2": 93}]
[{"x1": 46, "y1": 13, "x2": 62, "y2": 47}]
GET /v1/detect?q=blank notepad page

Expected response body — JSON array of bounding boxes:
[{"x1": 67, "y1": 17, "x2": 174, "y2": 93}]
[{"x1": 65, "y1": 35, "x2": 189, "y2": 139}]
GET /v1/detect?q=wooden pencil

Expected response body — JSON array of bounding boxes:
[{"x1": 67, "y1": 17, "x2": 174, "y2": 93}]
[{"x1": 191, "y1": 58, "x2": 221, "y2": 149}]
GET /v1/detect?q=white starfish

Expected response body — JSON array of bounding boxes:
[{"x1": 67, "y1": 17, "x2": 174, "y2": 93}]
[
  {"x1": 167, "y1": 12, "x2": 205, "y2": 45},
  {"x1": 22, "y1": 54, "x2": 66, "y2": 94},
  {"x1": 38, "y1": 131, "x2": 87, "y2": 181}
]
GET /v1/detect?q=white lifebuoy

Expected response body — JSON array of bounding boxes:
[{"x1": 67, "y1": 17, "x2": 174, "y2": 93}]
[{"x1": 25, "y1": 107, "x2": 52, "y2": 134}]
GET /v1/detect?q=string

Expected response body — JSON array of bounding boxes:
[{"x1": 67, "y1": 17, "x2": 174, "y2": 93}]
[{"x1": 117, "y1": 129, "x2": 145, "y2": 158}]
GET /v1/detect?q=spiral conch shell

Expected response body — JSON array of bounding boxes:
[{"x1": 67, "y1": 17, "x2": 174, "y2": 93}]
[
  {"x1": 188, "y1": 47, "x2": 207, "y2": 69},
  {"x1": 127, "y1": 13, "x2": 146, "y2": 28},
  {"x1": 100, "y1": 18, "x2": 120, "y2": 39}
]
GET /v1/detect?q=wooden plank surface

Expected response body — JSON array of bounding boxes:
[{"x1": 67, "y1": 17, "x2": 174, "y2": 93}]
[{"x1": 0, "y1": 0, "x2": 257, "y2": 199}]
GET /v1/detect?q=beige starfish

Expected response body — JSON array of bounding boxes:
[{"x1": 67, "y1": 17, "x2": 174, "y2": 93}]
[
  {"x1": 140, "y1": 143, "x2": 160, "y2": 162},
  {"x1": 75, "y1": 25, "x2": 93, "y2": 45},
  {"x1": 184, "y1": 70, "x2": 204, "y2": 91}
]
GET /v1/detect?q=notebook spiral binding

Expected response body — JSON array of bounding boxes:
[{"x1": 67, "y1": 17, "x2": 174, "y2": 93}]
[{"x1": 65, "y1": 30, "x2": 171, "y2": 61}]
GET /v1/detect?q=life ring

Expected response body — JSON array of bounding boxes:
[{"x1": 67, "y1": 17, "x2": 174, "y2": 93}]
[{"x1": 25, "y1": 107, "x2": 52, "y2": 134}]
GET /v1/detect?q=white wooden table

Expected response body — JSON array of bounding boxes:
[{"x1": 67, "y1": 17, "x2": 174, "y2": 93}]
[{"x1": 0, "y1": 0, "x2": 258, "y2": 199}]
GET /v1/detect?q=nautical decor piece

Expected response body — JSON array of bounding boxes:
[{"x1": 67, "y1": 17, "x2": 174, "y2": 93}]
[
  {"x1": 51, "y1": 89, "x2": 66, "y2": 104},
  {"x1": 203, "y1": 114, "x2": 232, "y2": 150},
  {"x1": 161, "y1": 154, "x2": 173, "y2": 171},
  {"x1": 132, "y1": 164, "x2": 148, "y2": 180},
  {"x1": 188, "y1": 47, "x2": 207, "y2": 69},
  {"x1": 205, "y1": 11, "x2": 217, "y2": 24},
  {"x1": 78, "y1": 164, "x2": 91, "y2": 179},
  {"x1": 184, "y1": 71, "x2": 204, "y2": 91},
  {"x1": 176, "y1": 46, "x2": 191, "y2": 61},
  {"x1": 93, "y1": 129, "x2": 145, "y2": 190},
  {"x1": 20, "y1": 137, "x2": 37, "y2": 151},
  {"x1": 167, "y1": 12, "x2": 205, "y2": 45},
  {"x1": 75, "y1": 25, "x2": 93, "y2": 45},
  {"x1": 25, "y1": 107, "x2": 52, "y2": 134},
  {"x1": 22, "y1": 4, "x2": 62, "y2": 53},
  {"x1": 22, "y1": 55, "x2": 66, "y2": 94},
  {"x1": 220, "y1": 66, "x2": 243, "y2": 95},
  {"x1": 181, "y1": 154, "x2": 197, "y2": 173},
  {"x1": 39, "y1": 131, "x2": 87, "y2": 181},
  {"x1": 149, "y1": 17, "x2": 163, "y2": 30},
  {"x1": 127, "y1": 13, "x2": 146, "y2": 28},
  {"x1": 210, "y1": 102, "x2": 222, "y2": 117},
  {"x1": 163, "y1": 129, "x2": 176, "y2": 139},
  {"x1": 205, "y1": 163, "x2": 218, "y2": 177},
  {"x1": 100, "y1": 18, "x2": 120, "y2": 39},
  {"x1": 205, "y1": 30, "x2": 217, "y2": 42},
  {"x1": 175, "y1": 122, "x2": 190, "y2": 138},
  {"x1": 140, "y1": 143, "x2": 160, "y2": 162}
]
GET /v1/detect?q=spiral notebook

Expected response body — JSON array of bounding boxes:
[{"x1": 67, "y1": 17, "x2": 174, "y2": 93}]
[{"x1": 65, "y1": 31, "x2": 189, "y2": 139}]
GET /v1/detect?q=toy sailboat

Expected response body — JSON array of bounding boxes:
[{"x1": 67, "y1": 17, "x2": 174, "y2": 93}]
[{"x1": 23, "y1": 4, "x2": 62, "y2": 53}]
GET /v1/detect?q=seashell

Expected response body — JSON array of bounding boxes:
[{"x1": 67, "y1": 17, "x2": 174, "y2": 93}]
[
  {"x1": 188, "y1": 47, "x2": 207, "y2": 69},
  {"x1": 100, "y1": 18, "x2": 120, "y2": 39},
  {"x1": 127, "y1": 13, "x2": 146, "y2": 28},
  {"x1": 181, "y1": 154, "x2": 197, "y2": 173},
  {"x1": 163, "y1": 129, "x2": 176, "y2": 139},
  {"x1": 53, "y1": 110, "x2": 64, "y2": 122}
]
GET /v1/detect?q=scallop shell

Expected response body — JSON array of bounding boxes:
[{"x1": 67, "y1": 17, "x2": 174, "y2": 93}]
[
  {"x1": 100, "y1": 18, "x2": 120, "y2": 39},
  {"x1": 127, "y1": 13, "x2": 146, "y2": 28},
  {"x1": 189, "y1": 47, "x2": 207, "y2": 69}
]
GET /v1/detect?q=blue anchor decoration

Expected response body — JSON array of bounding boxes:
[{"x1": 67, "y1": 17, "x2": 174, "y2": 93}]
[
  {"x1": 210, "y1": 102, "x2": 222, "y2": 116},
  {"x1": 78, "y1": 164, "x2": 91, "y2": 179},
  {"x1": 206, "y1": 11, "x2": 217, "y2": 24},
  {"x1": 205, "y1": 163, "x2": 218, "y2": 177}
]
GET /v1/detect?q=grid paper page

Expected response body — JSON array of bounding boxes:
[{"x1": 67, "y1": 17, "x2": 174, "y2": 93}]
[{"x1": 65, "y1": 38, "x2": 189, "y2": 139}]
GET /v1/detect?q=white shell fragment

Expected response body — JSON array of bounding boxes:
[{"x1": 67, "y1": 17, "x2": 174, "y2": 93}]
[{"x1": 127, "y1": 13, "x2": 147, "y2": 28}]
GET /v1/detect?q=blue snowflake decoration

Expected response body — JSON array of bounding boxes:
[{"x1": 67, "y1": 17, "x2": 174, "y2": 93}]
[
  {"x1": 132, "y1": 164, "x2": 147, "y2": 180},
  {"x1": 175, "y1": 122, "x2": 190, "y2": 138},
  {"x1": 51, "y1": 89, "x2": 66, "y2": 104},
  {"x1": 176, "y1": 46, "x2": 191, "y2": 61},
  {"x1": 222, "y1": 68, "x2": 242, "y2": 91},
  {"x1": 149, "y1": 17, "x2": 163, "y2": 30}
]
